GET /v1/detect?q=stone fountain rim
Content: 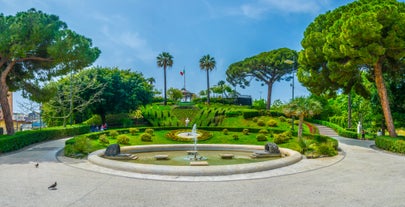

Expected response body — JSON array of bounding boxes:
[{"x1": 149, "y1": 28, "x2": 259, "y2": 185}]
[{"x1": 88, "y1": 144, "x2": 302, "y2": 176}]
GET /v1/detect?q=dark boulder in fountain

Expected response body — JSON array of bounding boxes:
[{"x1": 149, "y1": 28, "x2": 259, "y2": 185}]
[
  {"x1": 251, "y1": 142, "x2": 281, "y2": 158},
  {"x1": 265, "y1": 142, "x2": 280, "y2": 154},
  {"x1": 104, "y1": 144, "x2": 138, "y2": 160},
  {"x1": 105, "y1": 144, "x2": 121, "y2": 156}
]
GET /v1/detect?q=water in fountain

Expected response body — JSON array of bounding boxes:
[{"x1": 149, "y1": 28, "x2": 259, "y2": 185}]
[{"x1": 184, "y1": 124, "x2": 207, "y2": 161}]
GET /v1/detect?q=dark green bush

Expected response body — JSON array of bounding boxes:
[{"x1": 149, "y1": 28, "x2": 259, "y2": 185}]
[
  {"x1": 256, "y1": 134, "x2": 267, "y2": 141},
  {"x1": 267, "y1": 119, "x2": 277, "y2": 127},
  {"x1": 109, "y1": 130, "x2": 119, "y2": 138},
  {"x1": 0, "y1": 125, "x2": 89, "y2": 154},
  {"x1": 232, "y1": 134, "x2": 239, "y2": 140},
  {"x1": 257, "y1": 119, "x2": 265, "y2": 126},
  {"x1": 140, "y1": 133, "x2": 152, "y2": 142},
  {"x1": 376, "y1": 136, "x2": 405, "y2": 154},
  {"x1": 222, "y1": 129, "x2": 229, "y2": 135},
  {"x1": 117, "y1": 134, "x2": 130, "y2": 145},
  {"x1": 98, "y1": 134, "x2": 110, "y2": 146},
  {"x1": 274, "y1": 131, "x2": 292, "y2": 144},
  {"x1": 242, "y1": 129, "x2": 249, "y2": 135},
  {"x1": 242, "y1": 110, "x2": 260, "y2": 119}
]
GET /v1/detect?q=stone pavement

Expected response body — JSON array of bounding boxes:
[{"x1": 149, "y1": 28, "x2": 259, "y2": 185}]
[{"x1": 0, "y1": 125, "x2": 404, "y2": 207}]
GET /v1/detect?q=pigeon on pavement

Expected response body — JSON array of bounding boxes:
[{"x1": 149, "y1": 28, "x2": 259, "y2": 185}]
[{"x1": 48, "y1": 182, "x2": 57, "y2": 190}]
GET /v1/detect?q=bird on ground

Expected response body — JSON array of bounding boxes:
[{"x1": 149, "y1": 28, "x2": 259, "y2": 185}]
[
  {"x1": 35, "y1": 163, "x2": 39, "y2": 168},
  {"x1": 48, "y1": 182, "x2": 57, "y2": 190}
]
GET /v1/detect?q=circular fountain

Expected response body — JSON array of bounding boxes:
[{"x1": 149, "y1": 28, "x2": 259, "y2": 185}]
[{"x1": 88, "y1": 124, "x2": 302, "y2": 176}]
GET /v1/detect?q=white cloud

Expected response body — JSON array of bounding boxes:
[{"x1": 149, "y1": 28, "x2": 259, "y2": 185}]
[{"x1": 237, "y1": 0, "x2": 325, "y2": 19}]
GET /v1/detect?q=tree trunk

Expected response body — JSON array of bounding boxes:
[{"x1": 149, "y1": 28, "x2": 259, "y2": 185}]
[
  {"x1": 163, "y1": 66, "x2": 167, "y2": 105},
  {"x1": 266, "y1": 82, "x2": 273, "y2": 110},
  {"x1": 206, "y1": 70, "x2": 210, "y2": 105},
  {"x1": 298, "y1": 114, "x2": 304, "y2": 138},
  {"x1": 374, "y1": 61, "x2": 397, "y2": 137},
  {"x1": 0, "y1": 63, "x2": 15, "y2": 135},
  {"x1": 348, "y1": 93, "x2": 352, "y2": 128}
]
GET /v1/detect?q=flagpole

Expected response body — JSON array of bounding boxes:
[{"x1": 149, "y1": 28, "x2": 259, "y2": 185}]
[{"x1": 183, "y1": 67, "x2": 186, "y2": 90}]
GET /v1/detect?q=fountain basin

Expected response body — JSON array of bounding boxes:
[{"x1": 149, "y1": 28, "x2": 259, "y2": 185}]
[{"x1": 88, "y1": 144, "x2": 302, "y2": 176}]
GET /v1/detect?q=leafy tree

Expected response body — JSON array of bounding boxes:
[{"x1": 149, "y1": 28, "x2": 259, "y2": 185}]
[
  {"x1": 199, "y1": 54, "x2": 216, "y2": 104},
  {"x1": 283, "y1": 96, "x2": 322, "y2": 138},
  {"x1": 0, "y1": 9, "x2": 100, "y2": 134},
  {"x1": 226, "y1": 48, "x2": 297, "y2": 110},
  {"x1": 42, "y1": 74, "x2": 105, "y2": 127},
  {"x1": 299, "y1": 0, "x2": 405, "y2": 137},
  {"x1": 156, "y1": 52, "x2": 173, "y2": 105},
  {"x1": 167, "y1": 87, "x2": 183, "y2": 102},
  {"x1": 74, "y1": 67, "x2": 153, "y2": 124}
]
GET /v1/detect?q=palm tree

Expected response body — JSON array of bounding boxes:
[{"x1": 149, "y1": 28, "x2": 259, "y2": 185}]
[
  {"x1": 156, "y1": 52, "x2": 173, "y2": 105},
  {"x1": 199, "y1": 54, "x2": 216, "y2": 104},
  {"x1": 283, "y1": 96, "x2": 322, "y2": 139}
]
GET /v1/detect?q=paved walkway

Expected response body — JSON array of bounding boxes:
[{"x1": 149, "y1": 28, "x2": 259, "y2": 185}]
[{"x1": 1, "y1": 125, "x2": 404, "y2": 207}]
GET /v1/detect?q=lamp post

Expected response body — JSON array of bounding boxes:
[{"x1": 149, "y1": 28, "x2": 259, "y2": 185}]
[{"x1": 284, "y1": 59, "x2": 295, "y2": 132}]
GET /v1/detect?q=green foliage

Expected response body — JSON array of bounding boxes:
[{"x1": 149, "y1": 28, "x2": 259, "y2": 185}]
[
  {"x1": 226, "y1": 48, "x2": 297, "y2": 109},
  {"x1": 0, "y1": 125, "x2": 89, "y2": 153},
  {"x1": 256, "y1": 134, "x2": 267, "y2": 141},
  {"x1": 242, "y1": 129, "x2": 249, "y2": 135},
  {"x1": 0, "y1": 9, "x2": 101, "y2": 134},
  {"x1": 257, "y1": 119, "x2": 266, "y2": 126},
  {"x1": 259, "y1": 129, "x2": 269, "y2": 134},
  {"x1": 145, "y1": 128, "x2": 154, "y2": 135},
  {"x1": 376, "y1": 136, "x2": 405, "y2": 154},
  {"x1": 129, "y1": 128, "x2": 140, "y2": 135},
  {"x1": 274, "y1": 131, "x2": 292, "y2": 144},
  {"x1": 109, "y1": 130, "x2": 119, "y2": 138},
  {"x1": 117, "y1": 134, "x2": 130, "y2": 145},
  {"x1": 71, "y1": 136, "x2": 92, "y2": 155},
  {"x1": 267, "y1": 119, "x2": 278, "y2": 127},
  {"x1": 140, "y1": 133, "x2": 152, "y2": 142},
  {"x1": 242, "y1": 110, "x2": 260, "y2": 119},
  {"x1": 222, "y1": 129, "x2": 229, "y2": 135},
  {"x1": 232, "y1": 134, "x2": 239, "y2": 140},
  {"x1": 98, "y1": 134, "x2": 110, "y2": 146},
  {"x1": 278, "y1": 116, "x2": 287, "y2": 122}
]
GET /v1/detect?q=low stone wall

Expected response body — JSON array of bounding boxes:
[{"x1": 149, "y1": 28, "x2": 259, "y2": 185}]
[{"x1": 88, "y1": 144, "x2": 302, "y2": 176}]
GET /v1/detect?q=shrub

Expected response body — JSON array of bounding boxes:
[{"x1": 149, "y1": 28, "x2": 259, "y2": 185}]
[
  {"x1": 129, "y1": 128, "x2": 139, "y2": 135},
  {"x1": 109, "y1": 130, "x2": 119, "y2": 139},
  {"x1": 279, "y1": 116, "x2": 287, "y2": 122},
  {"x1": 376, "y1": 136, "x2": 405, "y2": 154},
  {"x1": 140, "y1": 133, "x2": 152, "y2": 142},
  {"x1": 294, "y1": 120, "x2": 300, "y2": 125},
  {"x1": 257, "y1": 119, "x2": 266, "y2": 126},
  {"x1": 98, "y1": 134, "x2": 110, "y2": 146},
  {"x1": 242, "y1": 110, "x2": 260, "y2": 119},
  {"x1": 222, "y1": 129, "x2": 229, "y2": 135},
  {"x1": 256, "y1": 134, "x2": 267, "y2": 141},
  {"x1": 73, "y1": 136, "x2": 91, "y2": 155},
  {"x1": 316, "y1": 143, "x2": 338, "y2": 157},
  {"x1": 242, "y1": 128, "x2": 249, "y2": 135},
  {"x1": 273, "y1": 131, "x2": 292, "y2": 144},
  {"x1": 267, "y1": 119, "x2": 278, "y2": 127},
  {"x1": 117, "y1": 134, "x2": 130, "y2": 145},
  {"x1": 145, "y1": 128, "x2": 154, "y2": 135},
  {"x1": 233, "y1": 134, "x2": 239, "y2": 140},
  {"x1": 259, "y1": 129, "x2": 269, "y2": 134}
]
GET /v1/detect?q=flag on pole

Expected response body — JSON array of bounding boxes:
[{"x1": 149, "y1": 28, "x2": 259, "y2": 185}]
[{"x1": 180, "y1": 69, "x2": 185, "y2": 76}]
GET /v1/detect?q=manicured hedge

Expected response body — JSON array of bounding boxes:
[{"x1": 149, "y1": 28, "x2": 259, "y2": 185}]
[
  {"x1": 375, "y1": 136, "x2": 405, "y2": 154},
  {"x1": 0, "y1": 125, "x2": 90, "y2": 153}
]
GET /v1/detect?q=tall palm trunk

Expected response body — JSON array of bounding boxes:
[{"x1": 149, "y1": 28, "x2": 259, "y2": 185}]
[
  {"x1": 163, "y1": 65, "x2": 167, "y2": 105},
  {"x1": 374, "y1": 61, "x2": 397, "y2": 137},
  {"x1": 206, "y1": 70, "x2": 210, "y2": 104}
]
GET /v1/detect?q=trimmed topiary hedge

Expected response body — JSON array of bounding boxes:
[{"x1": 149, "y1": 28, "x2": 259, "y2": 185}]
[
  {"x1": 375, "y1": 136, "x2": 405, "y2": 154},
  {"x1": 0, "y1": 125, "x2": 89, "y2": 153}
]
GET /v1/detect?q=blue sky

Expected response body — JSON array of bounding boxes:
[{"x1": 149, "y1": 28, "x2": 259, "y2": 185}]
[{"x1": 1, "y1": 0, "x2": 356, "y2": 112}]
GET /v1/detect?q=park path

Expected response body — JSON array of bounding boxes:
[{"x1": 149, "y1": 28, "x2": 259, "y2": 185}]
[{"x1": 0, "y1": 126, "x2": 404, "y2": 207}]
